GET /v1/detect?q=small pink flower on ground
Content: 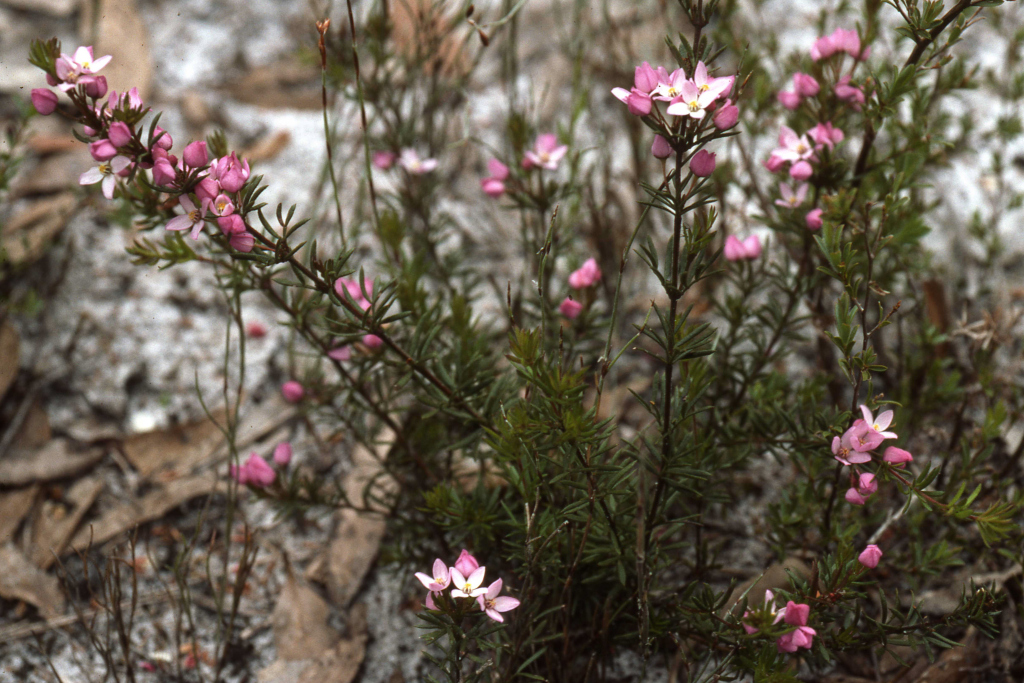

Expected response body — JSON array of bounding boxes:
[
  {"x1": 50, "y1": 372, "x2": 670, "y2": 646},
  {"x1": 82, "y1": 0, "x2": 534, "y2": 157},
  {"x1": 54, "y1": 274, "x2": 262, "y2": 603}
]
[
  {"x1": 281, "y1": 381, "x2": 305, "y2": 403},
  {"x1": 524, "y1": 134, "x2": 568, "y2": 171},
  {"x1": 776, "y1": 90, "x2": 801, "y2": 110},
  {"x1": 183, "y1": 140, "x2": 209, "y2": 168},
  {"x1": 724, "y1": 235, "x2": 761, "y2": 262},
  {"x1": 793, "y1": 73, "x2": 820, "y2": 97},
  {"x1": 328, "y1": 345, "x2": 351, "y2": 361},
  {"x1": 810, "y1": 122, "x2": 844, "y2": 150},
  {"x1": 477, "y1": 578, "x2": 520, "y2": 623},
  {"x1": 80, "y1": 155, "x2": 130, "y2": 199},
  {"x1": 416, "y1": 558, "x2": 452, "y2": 591},
  {"x1": 453, "y1": 550, "x2": 480, "y2": 577},
  {"x1": 806, "y1": 208, "x2": 824, "y2": 230},
  {"x1": 789, "y1": 160, "x2": 813, "y2": 181},
  {"x1": 560, "y1": 297, "x2": 583, "y2": 319},
  {"x1": 651, "y1": 134, "x2": 673, "y2": 159},
  {"x1": 215, "y1": 152, "x2": 250, "y2": 192},
  {"x1": 775, "y1": 182, "x2": 808, "y2": 209},
  {"x1": 362, "y1": 334, "x2": 384, "y2": 349},
  {"x1": 107, "y1": 121, "x2": 132, "y2": 148},
  {"x1": 689, "y1": 150, "x2": 716, "y2": 177},
  {"x1": 31, "y1": 89, "x2": 58, "y2": 115},
  {"x1": 231, "y1": 453, "x2": 276, "y2": 487},
  {"x1": 246, "y1": 321, "x2": 267, "y2": 338},
  {"x1": 89, "y1": 139, "x2": 117, "y2": 161},
  {"x1": 450, "y1": 566, "x2": 487, "y2": 598},
  {"x1": 372, "y1": 151, "x2": 396, "y2": 169},
  {"x1": 84, "y1": 75, "x2": 108, "y2": 98},
  {"x1": 861, "y1": 405, "x2": 898, "y2": 440},
  {"x1": 273, "y1": 442, "x2": 292, "y2": 466},
  {"x1": 712, "y1": 99, "x2": 739, "y2": 129},
  {"x1": 399, "y1": 149, "x2": 439, "y2": 174},
  {"x1": 569, "y1": 258, "x2": 602, "y2": 289},
  {"x1": 883, "y1": 446, "x2": 913, "y2": 465},
  {"x1": 165, "y1": 195, "x2": 209, "y2": 240},
  {"x1": 666, "y1": 80, "x2": 717, "y2": 119},
  {"x1": 481, "y1": 177, "x2": 505, "y2": 197},
  {"x1": 859, "y1": 544, "x2": 883, "y2": 568}
]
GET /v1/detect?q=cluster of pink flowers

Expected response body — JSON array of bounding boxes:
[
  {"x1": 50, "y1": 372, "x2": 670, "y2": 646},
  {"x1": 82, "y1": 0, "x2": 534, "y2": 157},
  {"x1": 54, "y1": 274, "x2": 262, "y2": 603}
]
[
  {"x1": 415, "y1": 550, "x2": 520, "y2": 622},
  {"x1": 742, "y1": 590, "x2": 816, "y2": 654},
  {"x1": 372, "y1": 149, "x2": 438, "y2": 175},
  {"x1": 479, "y1": 134, "x2": 567, "y2": 200},
  {"x1": 230, "y1": 442, "x2": 293, "y2": 488},
  {"x1": 560, "y1": 257, "x2": 602, "y2": 319},
  {"x1": 766, "y1": 124, "x2": 844, "y2": 182},
  {"x1": 33, "y1": 45, "x2": 256, "y2": 251},
  {"x1": 832, "y1": 405, "x2": 913, "y2": 505},
  {"x1": 723, "y1": 235, "x2": 762, "y2": 262}
]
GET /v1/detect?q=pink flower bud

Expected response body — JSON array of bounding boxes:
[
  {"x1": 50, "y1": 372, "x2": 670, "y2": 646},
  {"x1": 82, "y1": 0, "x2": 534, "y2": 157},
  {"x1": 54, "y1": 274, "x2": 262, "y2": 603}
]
[
  {"x1": 568, "y1": 258, "x2": 602, "y2": 289},
  {"x1": 783, "y1": 602, "x2": 810, "y2": 626},
  {"x1": 835, "y1": 76, "x2": 865, "y2": 106},
  {"x1": 858, "y1": 472, "x2": 878, "y2": 495},
  {"x1": 487, "y1": 158, "x2": 510, "y2": 180},
  {"x1": 238, "y1": 453, "x2": 276, "y2": 487},
  {"x1": 764, "y1": 154, "x2": 785, "y2": 173},
  {"x1": 31, "y1": 89, "x2": 59, "y2": 115},
  {"x1": 776, "y1": 90, "x2": 801, "y2": 110},
  {"x1": 217, "y1": 214, "x2": 245, "y2": 235},
  {"x1": 845, "y1": 487, "x2": 866, "y2": 505},
  {"x1": 635, "y1": 61, "x2": 659, "y2": 93},
  {"x1": 273, "y1": 442, "x2": 293, "y2": 466},
  {"x1": 107, "y1": 121, "x2": 132, "y2": 148},
  {"x1": 453, "y1": 550, "x2": 480, "y2": 577},
  {"x1": 89, "y1": 139, "x2": 117, "y2": 161},
  {"x1": 481, "y1": 177, "x2": 505, "y2": 198},
  {"x1": 858, "y1": 544, "x2": 883, "y2": 568},
  {"x1": 84, "y1": 75, "x2": 108, "y2": 99},
  {"x1": 805, "y1": 208, "x2": 823, "y2": 230},
  {"x1": 246, "y1": 321, "x2": 267, "y2": 338},
  {"x1": 229, "y1": 232, "x2": 255, "y2": 252},
  {"x1": 152, "y1": 159, "x2": 177, "y2": 187},
  {"x1": 183, "y1": 140, "x2": 209, "y2": 168},
  {"x1": 742, "y1": 235, "x2": 762, "y2": 259},
  {"x1": 372, "y1": 151, "x2": 396, "y2": 169},
  {"x1": 559, "y1": 297, "x2": 583, "y2": 319},
  {"x1": 651, "y1": 134, "x2": 673, "y2": 159},
  {"x1": 793, "y1": 73, "x2": 819, "y2": 97},
  {"x1": 712, "y1": 100, "x2": 739, "y2": 130},
  {"x1": 216, "y1": 152, "x2": 250, "y2": 192},
  {"x1": 362, "y1": 334, "x2": 384, "y2": 349},
  {"x1": 689, "y1": 150, "x2": 716, "y2": 177},
  {"x1": 883, "y1": 446, "x2": 913, "y2": 464},
  {"x1": 328, "y1": 345, "x2": 351, "y2": 361},
  {"x1": 626, "y1": 90, "x2": 652, "y2": 116},
  {"x1": 152, "y1": 126, "x2": 173, "y2": 150},
  {"x1": 195, "y1": 177, "x2": 220, "y2": 202},
  {"x1": 281, "y1": 381, "x2": 305, "y2": 403},
  {"x1": 789, "y1": 160, "x2": 813, "y2": 181},
  {"x1": 46, "y1": 73, "x2": 59, "y2": 87}
]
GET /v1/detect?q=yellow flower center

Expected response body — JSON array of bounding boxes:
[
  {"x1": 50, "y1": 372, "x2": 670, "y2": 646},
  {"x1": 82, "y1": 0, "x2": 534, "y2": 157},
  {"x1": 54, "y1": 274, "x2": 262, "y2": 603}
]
[
  {"x1": 189, "y1": 209, "x2": 201, "y2": 222},
  {"x1": 99, "y1": 163, "x2": 111, "y2": 174}
]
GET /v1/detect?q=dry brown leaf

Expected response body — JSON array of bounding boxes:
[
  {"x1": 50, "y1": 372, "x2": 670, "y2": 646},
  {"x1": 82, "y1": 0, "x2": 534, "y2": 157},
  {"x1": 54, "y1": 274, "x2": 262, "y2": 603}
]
[
  {"x1": 69, "y1": 475, "x2": 222, "y2": 552},
  {"x1": 0, "y1": 320, "x2": 19, "y2": 401},
  {"x1": 0, "y1": 486, "x2": 39, "y2": 545},
  {"x1": 0, "y1": 439, "x2": 104, "y2": 487},
  {"x1": 1, "y1": 193, "x2": 77, "y2": 265},
  {"x1": 260, "y1": 603, "x2": 367, "y2": 683},
  {"x1": 272, "y1": 571, "x2": 339, "y2": 661},
  {"x1": 29, "y1": 477, "x2": 104, "y2": 568},
  {"x1": 80, "y1": 0, "x2": 153, "y2": 100},
  {"x1": 223, "y1": 62, "x2": 321, "y2": 109},
  {"x1": 0, "y1": 544, "x2": 64, "y2": 619},
  {"x1": 12, "y1": 402, "x2": 53, "y2": 449},
  {"x1": 242, "y1": 131, "x2": 292, "y2": 163},
  {"x1": 325, "y1": 508, "x2": 386, "y2": 608}
]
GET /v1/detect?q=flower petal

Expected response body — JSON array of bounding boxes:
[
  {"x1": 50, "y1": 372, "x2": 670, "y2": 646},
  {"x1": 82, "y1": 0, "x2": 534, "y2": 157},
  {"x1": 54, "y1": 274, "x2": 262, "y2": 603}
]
[{"x1": 492, "y1": 596, "x2": 520, "y2": 612}]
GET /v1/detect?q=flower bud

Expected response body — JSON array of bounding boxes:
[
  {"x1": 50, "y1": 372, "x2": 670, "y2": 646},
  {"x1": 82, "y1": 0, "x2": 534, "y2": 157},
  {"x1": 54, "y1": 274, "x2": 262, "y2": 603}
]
[
  {"x1": 481, "y1": 177, "x2": 505, "y2": 197},
  {"x1": 805, "y1": 208, "x2": 823, "y2": 230},
  {"x1": 281, "y1": 381, "x2": 305, "y2": 403},
  {"x1": 651, "y1": 134, "x2": 672, "y2": 159},
  {"x1": 372, "y1": 151, "x2": 396, "y2": 169},
  {"x1": 273, "y1": 442, "x2": 293, "y2": 466},
  {"x1": 776, "y1": 90, "x2": 801, "y2": 110},
  {"x1": 712, "y1": 100, "x2": 739, "y2": 130},
  {"x1": 792, "y1": 73, "x2": 819, "y2": 97},
  {"x1": 152, "y1": 127, "x2": 173, "y2": 150},
  {"x1": 363, "y1": 334, "x2": 384, "y2": 349},
  {"x1": 217, "y1": 214, "x2": 245, "y2": 235},
  {"x1": 229, "y1": 232, "x2": 255, "y2": 252},
  {"x1": 689, "y1": 150, "x2": 716, "y2": 177},
  {"x1": 183, "y1": 140, "x2": 209, "y2": 168},
  {"x1": 858, "y1": 544, "x2": 883, "y2": 568},
  {"x1": 31, "y1": 88, "x2": 59, "y2": 115},
  {"x1": 789, "y1": 160, "x2": 813, "y2": 181},
  {"x1": 559, "y1": 297, "x2": 583, "y2": 319},
  {"x1": 89, "y1": 139, "x2": 117, "y2": 161},
  {"x1": 107, "y1": 121, "x2": 132, "y2": 148},
  {"x1": 84, "y1": 75, "x2": 108, "y2": 99}
]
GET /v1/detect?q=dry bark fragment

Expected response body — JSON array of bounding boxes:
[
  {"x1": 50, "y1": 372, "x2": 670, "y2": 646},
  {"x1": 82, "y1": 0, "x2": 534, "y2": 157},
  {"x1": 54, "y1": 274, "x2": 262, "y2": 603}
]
[
  {"x1": 0, "y1": 320, "x2": 19, "y2": 401},
  {"x1": 0, "y1": 486, "x2": 39, "y2": 545},
  {"x1": 29, "y1": 477, "x2": 104, "y2": 568},
  {"x1": 271, "y1": 571, "x2": 339, "y2": 661},
  {"x1": 1, "y1": 193, "x2": 77, "y2": 265},
  {"x1": 0, "y1": 439, "x2": 104, "y2": 486},
  {"x1": 0, "y1": 543, "x2": 64, "y2": 619}
]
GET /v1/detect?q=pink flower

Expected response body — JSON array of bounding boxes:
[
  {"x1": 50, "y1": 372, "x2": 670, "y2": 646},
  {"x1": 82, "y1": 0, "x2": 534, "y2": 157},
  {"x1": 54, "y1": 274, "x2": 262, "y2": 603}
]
[
  {"x1": 764, "y1": 154, "x2": 786, "y2": 173},
  {"x1": 273, "y1": 442, "x2": 293, "y2": 466},
  {"x1": 362, "y1": 334, "x2": 383, "y2": 349},
  {"x1": 165, "y1": 195, "x2": 209, "y2": 240},
  {"x1": 524, "y1": 134, "x2": 568, "y2": 171},
  {"x1": 651, "y1": 134, "x2": 673, "y2": 159},
  {"x1": 84, "y1": 75, "x2": 108, "y2": 99},
  {"x1": 246, "y1": 321, "x2": 267, "y2": 338},
  {"x1": 634, "y1": 62, "x2": 660, "y2": 93},
  {"x1": 328, "y1": 345, "x2": 351, "y2": 361},
  {"x1": 789, "y1": 160, "x2": 813, "y2": 181},
  {"x1": 832, "y1": 28, "x2": 862, "y2": 58},
  {"x1": 89, "y1": 139, "x2": 117, "y2": 161},
  {"x1": 689, "y1": 150, "x2": 716, "y2": 177},
  {"x1": 691, "y1": 61, "x2": 734, "y2": 100},
  {"x1": 666, "y1": 79, "x2": 717, "y2": 119},
  {"x1": 335, "y1": 277, "x2": 373, "y2": 310},
  {"x1": 810, "y1": 122, "x2": 844, "y2": 150},
  {"x1": 783, "y1": 602, "x2": 810, "y2": 627},
  {"x1": 215, "y1": 152, "x2": 250, "y2": 192},
  {"x1": 845, "y1": 488, "x2": 867, "y2": 505},
  {"x1": 230, "y1": 453, "x2": 276, "y2": 487},
  {"x1": 883, "y1": 446, "x2": 913, "y2": 465},
  {"x1": 450, "y1": 566, "x2": 487, "y2": 598},
  {"x1": 793, "y1": 73, "x2": 820, "y2": 97},
  {"x1": 229, "y1": 232, "x2": 255, "y2": 252},
  {"x1": 210, "y1": 193, "x2": 235, "y2": 217},
  {"x1": 611, "y1": 87, "x2": 653, "y2": 116},
  {"x1": 806, "y1": 208, "x2": 824, "y2": 230},
  {"x1": 481, "y1": 159, "x2": 509, "y2": 197},
  {"x1": 195, "y1": 177, "x2": 219, "y2": 202},
  {"x1": 847, "y1": 421, "x2": 884, "y2": 453},
  {"x1": 858, "y1": 472, "x2": 878, "y2": 496},
  {"x1": 568, "y1": 258, "x2": 602, "y2": 289},
  {"x1": 723, "y1": 235, "x2": 761, "y2": 261},
  {"x1": 31, "y1": 89, "x2": 58, "y2": 115},
  {"x1": 560, "y1": 297, "x2": 583, "y2": 319},
  {"x1": 860, "y1": 404, "x2": 898, "y2": 440},
  {"x1": 108, "y1": 87, "x2": 143, "y2": 111},
  {"x1": 453, "y1": 550, "x2": 480, "y2": 577},
  {"x1": 835, "y1": 76, "x2": 865, "y2": 106},
  {"x1": 742, "y1": 589, "x2": 782, "y2": 634},
  {"x1": 776, "y1": 601, "x2": 816, "y2": 653},
  {"x1": 858, "y1": 544, "x2": 883, "y2": 569},
  {"x1": 217, "y1": 214, "x2": 245, "y2": 236},
  {"x1": 476, "y1": 578, "x2": 520, "y2": 622},
  {"x1": 776, "y1": 90, "x2": 801, "y2": 110},
  {"x1": 372, "y1": 151, "x2": 396, "y2": 169},
  {"x1": 107, "y1": 122, "x2": 132, "y2": 148},
  {"x1": 151, "y1": 149, "x2": 177, "y2": 187},
  {"x1": 399, "y1": 149, "x2": 439, "y2": 174},
  {"x1": 80, "y1": 155, "x2": 130, "y2": 199},
  {"x1": 55, "y1": 46, "x2": 112, "y2": 92},
  {"x1": 183, "y1": 141, "x2": 209, "y2": 168},
  {"x1": 832, "y1": 429, "x2": 872, "y2": 466},
  {"x1": 415, "y1": 558, "x2": 452, "y2": 591},
  {"x1": 652, "y1": 68, "x2": 689, "y2": 101},
  {"x1": 771, "y1": 126, "x2": 815, "y2": 163},
  {"x1": 281, "y1": 381, "x2": 305, "y2": 403},
  {"x1": 775, "y1": 182, "x2": 808, "y2": 209},
  {"x1": 712, "y1": 99, "x2": 739, "y2": 130},
  {"x1": 487, "y1": 158, "x2": 510, "y2": 181},
  {"x1": 152, "y1": 126, "x2": 173, "y2": 150}
]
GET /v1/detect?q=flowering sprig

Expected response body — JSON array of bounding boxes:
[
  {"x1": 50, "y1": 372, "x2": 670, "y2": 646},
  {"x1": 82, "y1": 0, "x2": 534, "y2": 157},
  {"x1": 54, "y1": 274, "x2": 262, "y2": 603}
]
[{"x1": 416, "y1": 550, "x2": 520, "y2": 623}]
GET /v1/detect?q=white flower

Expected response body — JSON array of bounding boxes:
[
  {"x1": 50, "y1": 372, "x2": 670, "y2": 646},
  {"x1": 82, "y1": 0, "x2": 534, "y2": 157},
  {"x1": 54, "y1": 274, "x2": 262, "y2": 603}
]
[{"x1": 79, "y1": 155, "x2": 130, "y2": 199}]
